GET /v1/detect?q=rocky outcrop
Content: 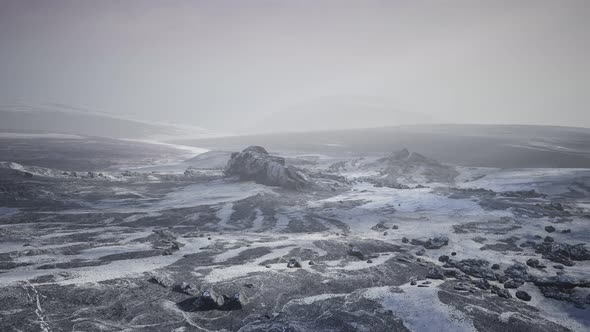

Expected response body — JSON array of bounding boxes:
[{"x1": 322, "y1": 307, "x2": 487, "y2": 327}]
[
  {"x1": 224, "y1": 146, "x2": 310, "y2": 190},
  {"x1": 376, "y1": 149, "x2": 459, "y2": 184}
]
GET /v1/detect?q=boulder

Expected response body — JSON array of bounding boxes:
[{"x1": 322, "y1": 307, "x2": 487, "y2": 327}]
[
  {"x1": 348, "y1": 247, "x2": 365, "y2": 260},
  {"x1": 287, "y1": 258, "x2": 302, "y2": 268},
  {"x1": 504, "y1": 263, "x2": 529, "y2": 281},
  {"x1": 224, "y1": 146, "x2": 310, "y2": 190},
  {"x1": 410, "y1": 236, "x2": 449, "y2": 249},
  {"x1": 516, "y1": 290, "x2": 532, "y2": 301},
  {"x1": 504, "y1": 279, "x2": 524, "y2": 289},
  {"x1": 534, "y1": 242, "x2": 590, "y2": 265},
  {"x1": 447, "y1": 259, "x2": 496, "y2": 280},
  {"x1": 426, "y1": 268, "x2": 445, "y2": 280}
]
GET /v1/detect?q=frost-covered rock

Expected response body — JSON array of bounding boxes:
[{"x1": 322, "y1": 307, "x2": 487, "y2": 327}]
[{"x1": 224, "y1": 146, "x2": 310, "y2": 190}]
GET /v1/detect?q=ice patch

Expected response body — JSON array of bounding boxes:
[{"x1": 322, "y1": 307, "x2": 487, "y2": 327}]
[{"x1": 364, "y1": 283, "x2": 476, "y2": 332}]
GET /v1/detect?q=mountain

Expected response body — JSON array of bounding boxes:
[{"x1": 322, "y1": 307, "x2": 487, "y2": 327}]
[{"x1": 0, "y1": 103, "x2": 216, "y2": 140}]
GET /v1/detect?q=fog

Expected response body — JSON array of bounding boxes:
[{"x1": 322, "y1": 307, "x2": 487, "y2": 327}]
[{"x1": 0, "y1": 0, "x2": 588, "y2": 134}]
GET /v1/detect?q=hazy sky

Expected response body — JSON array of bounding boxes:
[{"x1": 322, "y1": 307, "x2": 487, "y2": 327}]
[{"x1": 0, "y1": 0, "x2": 588, "y2": 133}]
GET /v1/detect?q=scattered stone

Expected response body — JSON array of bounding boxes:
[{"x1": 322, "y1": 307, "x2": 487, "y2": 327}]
[
  {"x1": 224, "y1": 293, "x2": 245, "y2": 311},
  {"x1": 504, "y1": 279, "x2": 524, "y2": 289},
  {"x1": 383, "y1": 232, "x2": 388, "y2": 236},
  {"x1": 504, "y1": 263, "x2": 529, "y2": 281},
  {"x1": 545, "y1": 226, "x2": 556, "y2": 233},
  {"x1": 533, "y1": 275, "x2": 587, "y2": 289},
  {"x1": 474, "y1": 278, "x2": 491, "y2": 290},
  {"x1": 516, "y1": 290, "x2": 532, "y2": 301},
  {"x1": 308, "y1": 260, "x2": 315, "y2": 266},
  {"x1": 147, "y1": 274, "x2": 172, "y2": 288},
  {"x1": 417, "y1": 284, "x2": 429, "y2": 288},
  {"x1": 496, "y1": 274, "x2": 508, "y2": 283},
  {"x1": 191, "y1": 290, "x2": 226, "y2": 311},
  {"x1": 371, "y1": 223, "x2": 389, "y2": 231},
  {"x1": 367, "y1": 259, "x2": 373, "y2": 263},
  {"x1": 426, "y1": 268, "x2": 445, "y2": 280},
  {"x1": 438, "y1": 255, "x2": 450, "y2": 263},
  {"x1": 244, "y1": 283, "x2": 254, "y2": 288},
  {"x1": 446, "y1": 259, "x2": 496, "y2": 280},
  {"x1": 348, "y1": 247, "x2": 365, "y2": 260},
  {"x1": 265, "y1": 264, "x2": 271, "y2": 268},
  {"x1": 491, "y1": 286, "x2": 512, "y2": 299},
  {"x1": 287, "y1": 258, "x2": 302, "y2": 268},
  {"x1": 526, "y1": 258, "x2": 546, "y2": 269},
  {"x1": 553, "y1": 265, "x2": 564, "y2": 270},
  {"x1": 491, "y1": 264, "x2": 500, "y2": 270},
  {"x1": 544, "y1": 236, "x2": 554, "y2": 243},
  {"x1": 411, "y1": 236, "x2": 449, "y2": 249},
  {"x1": 561, "y1": 229, "x2": 571, "y2": 234},
  {"x1": 451, "y1": 252, "x2": 457, "y2": 256},
  {"x1": 401, "y1": 237, "x2": 409, "y2": 243},
  {"x1": 392, "y1": 225, "x2": 399, "y2": 230},
  {"x1": 415, "y1": 248, "x2": 426, "y2": 256},
  {"x1": 535, "y1": 242, "x2": 590, "y2": 265},
  {"x1": 173, "y1": 282, "x2": 197, "y2": 295}
]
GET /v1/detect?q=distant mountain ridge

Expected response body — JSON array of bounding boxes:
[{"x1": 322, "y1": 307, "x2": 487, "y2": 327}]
[{"x1": 0, "y1": 103, "x2": 218, "y2": 140}]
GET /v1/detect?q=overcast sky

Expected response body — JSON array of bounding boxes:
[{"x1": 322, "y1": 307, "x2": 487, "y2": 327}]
[{"x1": 0, "y1": 0, "x2": 588, "y2": 133}]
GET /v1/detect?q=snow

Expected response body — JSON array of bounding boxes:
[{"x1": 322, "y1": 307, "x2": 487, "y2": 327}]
[{"x1": 364, "y1": 283, "x2": 477, "y2": 332}]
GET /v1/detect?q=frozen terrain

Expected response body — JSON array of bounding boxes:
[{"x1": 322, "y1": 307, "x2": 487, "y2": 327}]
[{"x1": 0, "y1": 131, "x2": 589, "y2": 332}]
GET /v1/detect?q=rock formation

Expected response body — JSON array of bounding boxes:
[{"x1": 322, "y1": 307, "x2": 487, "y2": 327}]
[{"x1": 224, "y1": 146, "x2": 310, "y2": 190}]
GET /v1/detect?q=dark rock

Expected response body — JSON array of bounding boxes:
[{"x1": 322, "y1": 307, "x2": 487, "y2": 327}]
[
  {"x1": 348, "y1": 247, "x2": 365, "y2": 260},
  {"x1": 504, "y1": 263, "x2": 529, "y2": 281},
  {"x1": 415, "y1": 248, "x2": 426, "y2": 256},
  {"x1": 287, "y1": 258, "x2": 302, "y2": 268},
  {"x1": 308, "y1": 260, "x2": 315, "y2": 266},
  {"x1": 224, "y1": 146, "x2": 310, "y2": 190},
  {"x1": 544, "y1": 236, "x2": 554, "y2": 243},
  {"x1": 392, "y1": 225, "x2": 399, "y2": 230},
  {"x1": 545, "y1": 226, "x2": 556, "y2": 233},
  {"x1": 411, "y1": 236, "x2": 449, "y2": 249},
  {"x1": 496, "y1": 274, "x2": 508, "y2": 284},
  {"x1": 147, "y1": 275, "x2": 172, "y2": 288},
  {"x1": 535, "y1": 242, "x2": 590, "y2": 264},
  {"x1": 491, "y1": 286, "x2": 512, "y2": 299},
  {"x1": 561, "y1": 229, "x2": 571, "y2": 234},
  {"x1": 173, "y1": 282, "x2": 197, "y2": 295},
  {"x1": 526, "y1": 258, "x2": 546, "y2": 269},
  {"x1": 371, "y1": 223, "x2": 389, "y2": 231},
  {"x1": 438, "y1": 255, "x2": 450, "y2": 263},
  {"x1": 367, "y1": 259, "x2": 373, "y2": 263},
  {"x1": 442, "y1": 269, "x2": 460, "y2": 278},
  {"x1": 451, "y1": 252, "x2": 457, "y2": 256},
  {"x1": 474, "y1": 278, "x2": 491, "y2": 290},
  {"x1": 504, "y1": 279, "x2": 524, "y2": 289},
  {"x1": 223, "y1": 293, "x2": 245, "y2": 311},
  {"x1": 533, "y1": 275, "x2": 587, "y2": 289},
  {"x1": 426, "y1": 268, "x2": 445, "y2": 280},
  {"x1": 553, "y1": 265, "x2": 564, "y2": 270},
  {"x1": 491, "y1": 264, "x2": 500, "y2": 270},
  {"x1": 447, "y1": 259, "x2": 496, "y2": 280},
  {"x1": 401, "y1": 237, "x2": 409, "y2": 243},
  {"x1": 516, "y1": 290, "x2": 532, "y2": 301}
]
